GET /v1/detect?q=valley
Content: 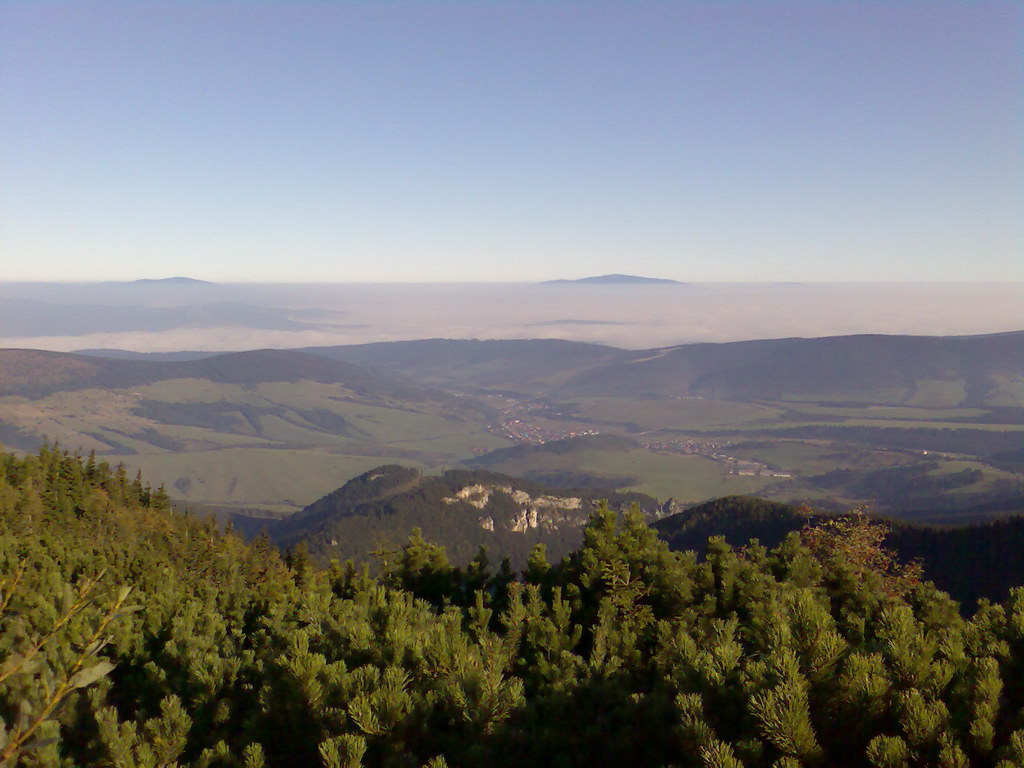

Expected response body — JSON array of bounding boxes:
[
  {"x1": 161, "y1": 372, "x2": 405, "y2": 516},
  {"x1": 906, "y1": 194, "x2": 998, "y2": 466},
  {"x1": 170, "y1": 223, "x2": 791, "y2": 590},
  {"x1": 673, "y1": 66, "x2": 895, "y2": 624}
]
[
  {"x1": 0, "y1": 331, "x2": 1021, "y2": 520},
  {"x1": 476, "y1": 387, "x2": 1022, "y2": 514},
  {"x1": 6, "y1": 7, "x2": 1022, "y2": 765}
]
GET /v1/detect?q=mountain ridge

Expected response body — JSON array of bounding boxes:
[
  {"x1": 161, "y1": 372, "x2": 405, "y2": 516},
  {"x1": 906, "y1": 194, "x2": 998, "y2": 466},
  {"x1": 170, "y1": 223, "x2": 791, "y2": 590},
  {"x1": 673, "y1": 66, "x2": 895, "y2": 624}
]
[
  {"x1": 563, "y1": 331, "x2": 1024, "y2": 405},
  {"x1": 302, "y1": 330, "x2": 1024, "y2": 405},
  {"x1": 59, "y1": 328, "x2": 1024, "y2": 406},
  {"x1": 0, "y1": 347, "x2": 449, "y2": 402}
]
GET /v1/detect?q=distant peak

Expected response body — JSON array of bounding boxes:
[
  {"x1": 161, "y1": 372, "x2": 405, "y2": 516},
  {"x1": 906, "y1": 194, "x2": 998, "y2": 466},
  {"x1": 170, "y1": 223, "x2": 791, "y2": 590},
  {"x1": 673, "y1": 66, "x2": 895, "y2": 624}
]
[
  {"x1": 541, "y1": 274, "x2": 681, "y2": 285},
  {"x1": 129, "y1": 277, "x2": 215, "y2": 285}
]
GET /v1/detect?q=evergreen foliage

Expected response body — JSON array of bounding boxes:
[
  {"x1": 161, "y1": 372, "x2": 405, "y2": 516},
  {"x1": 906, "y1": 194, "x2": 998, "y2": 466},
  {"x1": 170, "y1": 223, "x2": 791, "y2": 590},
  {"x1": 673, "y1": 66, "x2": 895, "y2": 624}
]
[
  {"x1": 2, "y1": 447, "x2": 1024, "y2": 767},
  {"x1": 655, "y1": 496, "x2": 1024, "y2": 608}
]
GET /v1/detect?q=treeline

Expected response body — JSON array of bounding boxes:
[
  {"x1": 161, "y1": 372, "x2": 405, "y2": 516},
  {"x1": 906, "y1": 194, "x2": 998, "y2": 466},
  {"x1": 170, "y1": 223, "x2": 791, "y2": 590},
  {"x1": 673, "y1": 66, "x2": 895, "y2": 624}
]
[{"x1": 2, "y1": 448, "x2": 1024, "y2": 767}]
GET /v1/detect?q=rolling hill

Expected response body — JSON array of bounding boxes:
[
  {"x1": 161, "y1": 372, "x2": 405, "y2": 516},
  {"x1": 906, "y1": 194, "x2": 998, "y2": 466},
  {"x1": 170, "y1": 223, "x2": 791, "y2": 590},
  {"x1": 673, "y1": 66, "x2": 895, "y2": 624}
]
[
  {"x1": 561, "y1": 331, "x2": 1024, "y2": 406},
  {"x1": 9, "y1": 330, "x2": 1024, "y2": 515},
  {"x1": 0, "y1": 348, "x2": 445, "y2": 401},
  {"x1": 291, "y1": 331, "x2": 1024, "y2": 406},
  {"x1": 0, "y1": 349, "x2": 507, "y2": 511},
  {"x1": 301, "y1": 338, "x2": 628, "y2": 391},
  {"x1": 265, "y1": 464, "x2": 667, "y2": 567}
]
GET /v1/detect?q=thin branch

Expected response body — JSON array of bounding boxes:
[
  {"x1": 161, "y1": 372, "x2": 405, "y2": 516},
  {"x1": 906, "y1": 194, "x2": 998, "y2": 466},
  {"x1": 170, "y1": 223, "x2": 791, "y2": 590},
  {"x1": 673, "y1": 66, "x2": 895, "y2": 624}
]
[{"x1": 0, "y1": 585, "x2": 130, "y2": 766}]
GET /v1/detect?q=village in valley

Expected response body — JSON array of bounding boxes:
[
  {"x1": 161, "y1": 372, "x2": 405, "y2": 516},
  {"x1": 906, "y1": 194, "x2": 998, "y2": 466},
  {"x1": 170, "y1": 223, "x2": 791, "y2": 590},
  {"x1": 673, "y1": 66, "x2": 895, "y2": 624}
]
[{"x1": 483, "y1": 394, "x2": 793, "y2": 478}]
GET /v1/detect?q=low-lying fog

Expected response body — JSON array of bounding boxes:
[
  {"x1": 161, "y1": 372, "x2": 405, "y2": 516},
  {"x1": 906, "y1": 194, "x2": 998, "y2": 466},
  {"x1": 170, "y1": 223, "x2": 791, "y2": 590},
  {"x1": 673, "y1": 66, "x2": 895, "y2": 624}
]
[{"x1": 1, "y1": 282, "x2": 1022, "y2": 353}]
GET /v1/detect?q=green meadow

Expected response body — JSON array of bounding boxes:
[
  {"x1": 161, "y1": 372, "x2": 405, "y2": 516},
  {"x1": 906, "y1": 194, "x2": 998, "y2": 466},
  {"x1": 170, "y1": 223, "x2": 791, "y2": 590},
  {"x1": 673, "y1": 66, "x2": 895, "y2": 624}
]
[{"x1": 2, "y1": 368, "x2": 1021, "y2": 516}]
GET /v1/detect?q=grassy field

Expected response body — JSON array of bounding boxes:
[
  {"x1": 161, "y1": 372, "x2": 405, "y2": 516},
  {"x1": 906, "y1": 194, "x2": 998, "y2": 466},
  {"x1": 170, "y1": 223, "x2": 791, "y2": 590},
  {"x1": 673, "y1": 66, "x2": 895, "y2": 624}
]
[
  {"x1": 472, "y1": 444, "x2": 777, "y2": 503},
  {"x1": 612, "y1": 451, "x2": 777, "y2": 502},
  {"x1": 983, "y1": 375, "x2": 1024, "y2": 407},
  {"x1": 3, "y1": 375, "x2": 1021, "y2": 516},
  {"x1": 925, "y1": 459, "x2": 1023, "y2": 495},
  {"x1": 903, "y1": 380, "x2": 970, "y2": 408},
  {"x1": 107, "y1": 447, "x2": 427, "y2": 511},
  {"x1": 726, "y1": 441, "x2": 912, "y2": 475},
  {"x1": 696, "y1": 418, "x2": 1024, "y2": 433},
  {"x1": 382, "y1": 431, "x2": 512, "y2": 457},
  {"x1": 0, "y1": 377, "x2": 509, "y2": 510},
  {"x1": 772, "y1": 403, "x2": 990, "y2": 421},
  {"x1": 562, "y1": 397, "x2": 784, "y2": 430},
  {"x1": 553, "y1": 397, "x2": 1024, "y2": 434}
]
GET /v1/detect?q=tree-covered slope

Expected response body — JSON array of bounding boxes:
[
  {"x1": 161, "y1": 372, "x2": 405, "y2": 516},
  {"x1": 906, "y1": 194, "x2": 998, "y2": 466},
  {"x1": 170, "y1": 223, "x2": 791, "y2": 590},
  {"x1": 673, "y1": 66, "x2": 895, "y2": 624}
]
[
  {"x1": 301, "y1": 338, "x2": 628, "y2": 391},
  {"x1": 654, "y1": 495, "x2": 1024, "y2": 608},
  {"x1": 562, "y1": 331, "x2": 1024, "y2": 406},
  {"x1": 296, "y1": 332, "x2": 1024, "y2": 406},
  {"x1": 4, "y1": 447, "x2": 1024, "y2": 767},
  {"x1": 269, "y1": 464, "x2": 666, "y2": 568}
]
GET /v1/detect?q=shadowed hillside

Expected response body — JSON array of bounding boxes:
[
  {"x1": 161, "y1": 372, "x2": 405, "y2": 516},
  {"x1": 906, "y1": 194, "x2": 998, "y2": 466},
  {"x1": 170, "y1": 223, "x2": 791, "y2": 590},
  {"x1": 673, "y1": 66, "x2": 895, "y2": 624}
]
[
  {"x1": 262, "y1": 463, "x2": 1024, "y2": 609},
  {"x1": 290, "y1": 331, "x2": 1024, "y2": 406},
  {"x1": 267, "y1": 465, "x2": 666, "y2": 567},
  {"x1": 563, "y1": 331, "x2": 1024, "y2": 405},
  {"x1": 301, "y1": 338, "x2": 629, "y2": 391},
  {"x1": 0, "y1": 348, "x2": 447, "y2": 401},
  {"x1": 653, "y1": 495, "x2": 1024, "y2": 608}
]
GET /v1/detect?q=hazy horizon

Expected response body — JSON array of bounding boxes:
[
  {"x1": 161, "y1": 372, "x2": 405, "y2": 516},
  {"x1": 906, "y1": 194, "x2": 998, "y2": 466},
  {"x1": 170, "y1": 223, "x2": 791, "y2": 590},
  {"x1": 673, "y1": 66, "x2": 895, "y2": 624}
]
[
  {"x1": 4, "y1": 277, "x2": 1024, "y2": 286},
  {"x1": 1, "y1": 280, "x2": 1021, "y2": 354},
  {"x1": 2, "y1": 3, "x2": 1021, "y2": 349}
]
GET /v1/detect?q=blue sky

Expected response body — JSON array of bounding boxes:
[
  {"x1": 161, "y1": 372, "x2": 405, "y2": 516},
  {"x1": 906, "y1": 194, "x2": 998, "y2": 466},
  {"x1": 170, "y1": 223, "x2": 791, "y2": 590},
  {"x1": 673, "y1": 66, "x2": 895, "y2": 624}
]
[{"x1": 1, "y1": 1, "x2": 1020, "y2": 282}]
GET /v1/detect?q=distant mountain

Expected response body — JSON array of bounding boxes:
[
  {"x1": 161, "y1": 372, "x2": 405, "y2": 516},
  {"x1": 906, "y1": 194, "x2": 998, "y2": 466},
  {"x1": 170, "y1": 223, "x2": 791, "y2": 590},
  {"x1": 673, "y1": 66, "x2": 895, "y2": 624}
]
[
  {"x1": 301, "y1": 338, "x2": 628, "y2": 391},
  {"x1": 560, "y1": 331, "x2": 1024, "y2": 406},
  {"x1": 267, "y1": 465, "x2": 666, "y2": 567},
  {"x1": 653, "y1": 495, "x2": 1024, "y2": 608},
  {"x1": 74, "y1": 349, "x2": 221, "y2": 362},
  {"x1": 0, "y1": 347, "x2": 448, "y2": 401},
  {"x1": 62, "y1": 331, "x2": 1024, "y2": 406},
  {"x1": 126, "y1": 277, "x2": 215, "y2": 285},
  {"x1": 541, "y1": 274, "x2": 681, "y2": 285},
  {"x1": 289, "y1": 331, "x2": 1024, "y2": 407}
]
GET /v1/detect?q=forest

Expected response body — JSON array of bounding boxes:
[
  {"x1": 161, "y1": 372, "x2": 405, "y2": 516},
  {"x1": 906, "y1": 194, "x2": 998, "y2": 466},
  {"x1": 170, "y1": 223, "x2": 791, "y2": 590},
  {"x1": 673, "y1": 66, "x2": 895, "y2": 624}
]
[{"x1": 2, "y1": 446, "x2": 1024, "y2": 768}]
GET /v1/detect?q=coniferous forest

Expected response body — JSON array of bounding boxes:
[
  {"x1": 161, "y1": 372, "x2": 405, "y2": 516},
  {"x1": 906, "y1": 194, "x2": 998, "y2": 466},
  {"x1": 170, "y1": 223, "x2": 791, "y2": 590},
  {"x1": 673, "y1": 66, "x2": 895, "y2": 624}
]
[{"x1": 3, "y1": 447, "x2": 1024, "y2": 768}]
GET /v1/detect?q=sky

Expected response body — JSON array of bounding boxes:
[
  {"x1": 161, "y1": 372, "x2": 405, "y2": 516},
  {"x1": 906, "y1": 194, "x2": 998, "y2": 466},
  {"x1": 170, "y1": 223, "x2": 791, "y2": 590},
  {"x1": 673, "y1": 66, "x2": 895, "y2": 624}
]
[{"x1": 1, "y1": 1, "x2": 1021, "y2": 283}]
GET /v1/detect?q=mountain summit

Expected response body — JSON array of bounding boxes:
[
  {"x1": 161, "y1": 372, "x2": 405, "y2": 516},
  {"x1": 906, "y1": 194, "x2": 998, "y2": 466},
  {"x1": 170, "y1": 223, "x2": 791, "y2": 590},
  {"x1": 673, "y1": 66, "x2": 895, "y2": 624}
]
[
  {"x1": 541, "y1": 274, "x2": 681, "y2": 285},
  {"x1": 128, "y1": 277, "x2": 215, "y2": 285}
]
